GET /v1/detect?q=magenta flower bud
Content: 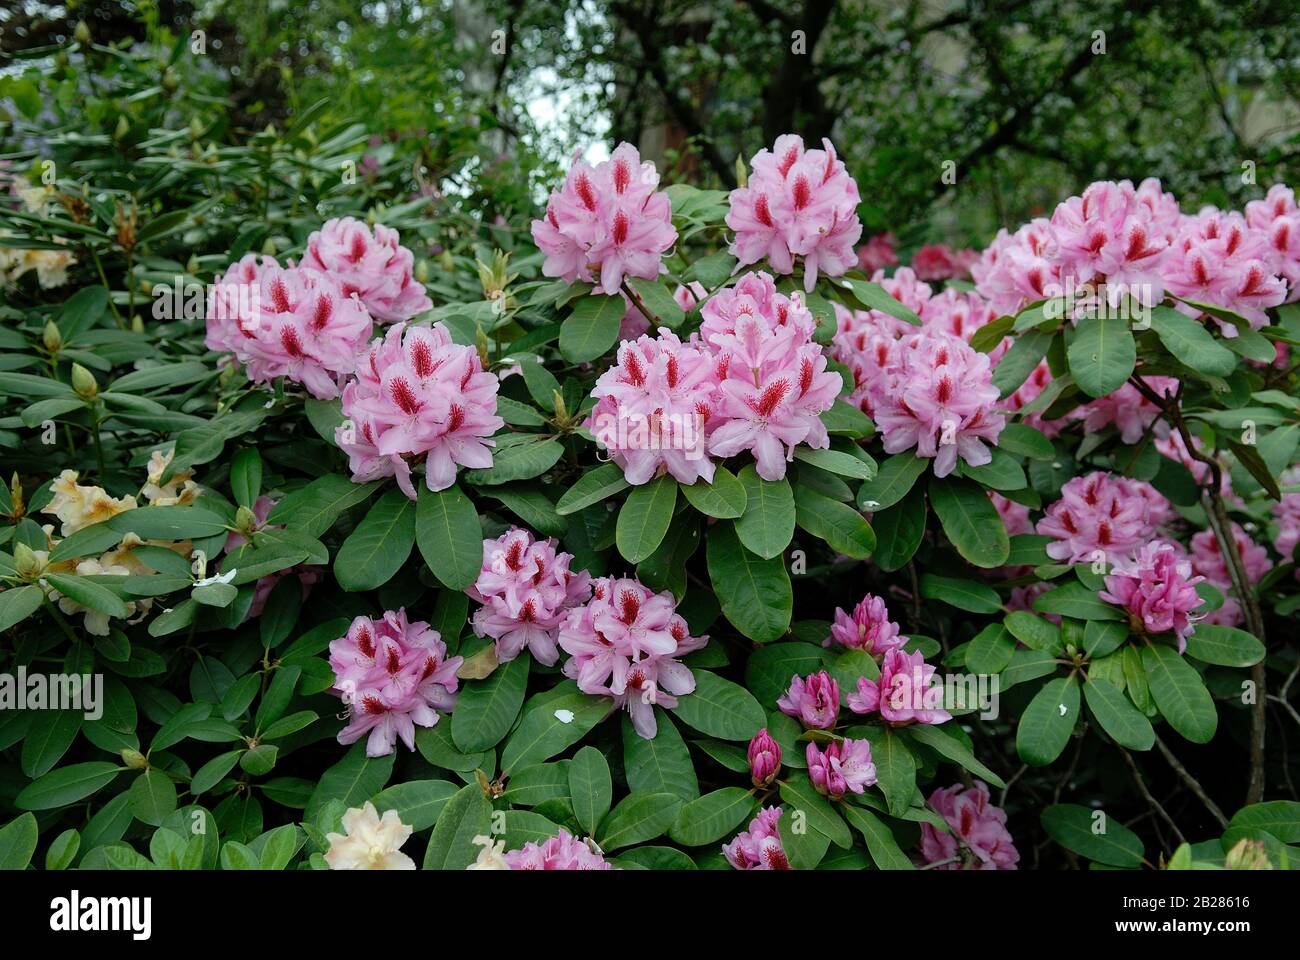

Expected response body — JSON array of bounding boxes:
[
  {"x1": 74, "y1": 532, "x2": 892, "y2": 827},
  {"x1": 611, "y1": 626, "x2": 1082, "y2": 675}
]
[
  {"x1": 806, "y1": 739, "x2": 875, "y2": 800},
  {"x1": 747, "y1": 728, "x2": 781, "y2": 787},
  {"x1": 776, "y1": 670, "x2": 840, "y2": 730}
]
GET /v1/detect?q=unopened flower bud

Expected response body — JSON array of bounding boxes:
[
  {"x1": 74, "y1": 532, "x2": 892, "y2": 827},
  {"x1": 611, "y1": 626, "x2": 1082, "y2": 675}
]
[
  {"x1": 748, "y1": 728, "x2": 781, "y2": 787},
  {"x1": 71, "y1": 362, "x2": 98, "y2": 399},
  {"x1": 1224, "y1": 837, "x2": 1272, "y2": 870},
  {"x1": 234, "y1": 505, "x2": 258, "y2": 534},
  {"x1": 13, "y1": 542, "x2": 44, "y2": 579},
  {"x1": 42, "y1": 320, "x2": 62, "y2": 352},
  {"x1": 75, "y1": 20, "x2": 91, "y2": 45},
  {"x1": 415, "y1": 259, "x2": 429, "y2": 284},
  {"x1": 121, "y1": 748, "x2": 148, "y2": 770},
  {"x1": 113, "y1": 115, "x2": 130, "y2": 141},
  {"x1": 131, "y1": 315, "x2": 144, "y2": 334},
  {"x1": 440, "y1": 249, "x2": 455, "y2": 273},
  {"x1": 261, "y1": 236, "x2": 277, "y2": 256}
]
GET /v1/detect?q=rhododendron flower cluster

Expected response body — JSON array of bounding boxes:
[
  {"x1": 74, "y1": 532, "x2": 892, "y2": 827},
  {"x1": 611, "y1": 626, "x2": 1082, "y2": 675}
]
[
  {"x1": 807, "y1": 738, "x2": 877, "y2": 799},
  {"x1": 205, "y1": 255, "x2": 374, "y2": 399},
  {"x1": 329, "y1": 608, "x2": 463, "y2": 757},
  {"x1": 1189, "y1": 524, "x2": 1273, "y2": 626},
  {"x1": 1273, "y1": 472, "x2": 1300, "y2": 565},
  {"x1": 778, "y1": 670, "x2": 840, "y2": 729},
  {"x1": 971, "y1": 217, "x2": 1059, "y2": 316},
  {"x1": 1100, "y1": 541, "x2": 1206, "y2": 650},
  {"x1": 465, "y1": 527, "x2": 591, "y2": 666},
  {"x1": 911, "y1": 243, "x2": 979, "y2": 281},
  {"x1": 299, "y1": 217, "x2": 433, "y2": 323},
  {"x1": 848, "y1": 648, "x2": 952, "y2": 725},
  {"x1": 1165, "y1": 207, "x2": 1287, "y2": 333},
  {"x1": 919, "y1": 781, "x2": 1020, "y2": 870},
  {"x1": 335, "y1": 321, "x2": 503, "y2": 499},
  {"x1": 723, "y1": 806, "x2": 789, "y2": 870},
  {"x1": 557, "y1": 576, "x2": 705, "y2": 738},
  {"x1": 1037, "y1": 472, "x2": 1170, "y2": 565},
  {"x1": 1073, "y1": 377, "x2": 1176, "y2": 444},
  {"x1": 727, "y1": 134, "x2": 862, "y2": 290},
  {"x1": 1245, "y1": 184, "x2": 1300, "y2": 302},
  {"x1": 827, "y1": 592, "x2": 907, "y2": 654},
  {"x1": 501, "y1": 828, "x2": 611, "y2": 870},
  {"x1": 531, "y1": 142, "x2": 677, "y2": 294},
  {"x1": 857, "y1": 232, "x2": 898, "y2": 273}
]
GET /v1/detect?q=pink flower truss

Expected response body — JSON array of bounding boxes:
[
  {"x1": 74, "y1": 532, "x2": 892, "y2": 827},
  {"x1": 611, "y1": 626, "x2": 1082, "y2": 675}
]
[
  {"x1": 1245, "y1": 184, "x2": 1300, "y2": 302},
  {"x1": 336, "y1": 321, "x2": 503, "y2": 499},
  {"x1": 832, "y1": 303, "x2": 904, "y2": 417},
  {"x1": 299, "y1": 217, "x2": 432, "y2": 323},
  {"x1": 705, "y1": 272, "x2": 841, "y2": 480},
  {"x1": 723, "y1": 806, "x2": 790, "y2": 870},
  {"x1": 919, "y1": 781, "x2": 1019, "y2": 870},
  {"x1": 847, "y1": 647, "x2": 952, "y2": 725},
  {"x1": 586, "y1": 328, "x2": 718, "y2": 485},
  {"x1": 827, "y1": 592, "x2": 907, "y2": 654},
  {"x1": 1073, "y1": 376, "x2": 1177, "y2": 444},
  {"x1": 1273, "y1": 473, "x2": 1300, "y2": 565},
  {"x1": 999, "y1": 358, "x2": 1064, "y2": 438},
  {"x1": 503, "y1": 828, "x2": 611, "y2": 870},
  {"x1": 557, "y1": 577, "x2": 706, "y2": 739},
  {"x1": 205, "y1": 256, "x2": 373, "y2": 399},
  {"x1": 857, "y1": 232, "x2": 899, "y2": 273},
  {"x1": 1099, "y1": 540, "x2": 1205, "y2": 651},
  {"x1": 1189, "y1": 523, "x2": 1273, "y2": 627},
  {"x1": 727, "y1": 134, "x2": 863, "y2": 291},
  {"x1": 777, "y1": 670, "x2": 840, "y2": 730},
  {"x1": 748, "y1": 728, "x2": 782, "y2": 787},
  {"x1": 920, "y1": 288, "x2": 1001, "y2": 348},
  {"x1": 465, "y1": 527, "x2": 592, "y2": 666},
  {"x1": 971, "y1": 217, "x2": 1059, "y2": 317},
  {"x1": 806, "y1": 738, "x2": 877, "y2": 799},
  {"x1": 1164, "y1": 208, "x2": 1286, "y2": 333},
  {"x1": 911, "y1": 243, "x2": 979, "y2": 281},
  {"x1": 329, "y1": 609, "x2": 463, "y2": 757},
  {"x1": 531, "y1": 142, "x2": 677, "y2": 295},
  {"x1": 869, "y1": 330, "x2": 1005, "y2": 478},
  {"x1": 223, "y1": 495, "x2": 322, "y2": 619},
  {"x1": 1036, "y1": 471, "x2": 1168, "y2": 565},
  {"x1": 990, "y1": 492, "x2": 1034, "y2": 538}
]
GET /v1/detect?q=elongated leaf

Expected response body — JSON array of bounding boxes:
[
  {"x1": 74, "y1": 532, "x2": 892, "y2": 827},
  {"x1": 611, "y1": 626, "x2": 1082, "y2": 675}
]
[
  {"x1": 555, "y1": 463, "x2": 629, "y2": 515},
  {"x1": 373, "y1": 780, "x2": 459, "y2": 832},
  {"x1": 598, "y1": 791, "x2": 682, "y2": 850},
  {"x1": 423, "y1": 783, "x2": 493, "y2": 869},
  {"x1": 451, "y1": 655, "x2": 529, "y2": 752},
  {"x1": 857, "y1": 452, "x2": 927, "y2": 511},
  {"x1": 1041, "y1": 803, "x2": 1144, "y2": 867},
  {"x1": 1083, "y1": 676, "x2": 1154, "y2": 750},
  {"x1": 500, "y1": 689, "x2": 610, "y2": 772},
  {"x1": 0, "y1": 585, "x2": 43, "y2": 631},
  {"x1": 669, "y1": 788, "x2": 757, "y2": 847},
  {"x1": 679, "y1": 465, "x2": 746, "y2": 518},
  {"x1": 1149, "y1": 306, "x2": 1236, "y2": 376},
  {"x1": 734, "y1": 466, "x2": 795, "y2": 559},
  {"x1": 779, "y1": 775, "x2": 852, "y2": 848},
  {"x1": 569, "y1": 746, "x2": 613, "y2": 835},
  {"x1": 921, "y1": 574, "x2": 1002, "y2": 613},
  {"x1": 905, "y1": 724, "x2": 1006, "y2": 788},
  {"x1": 1142, "y1": 644, "x2": 1217, "y2": 743},
  {"x1": 15, "y1": 762, "x2": 119, "y2": 811},
  {"x1": 0, "y1": 813, "x2": 39, "y2": 870},
  {"x1": 1068, "y1": 317, "x2": 1136, "y2": 398},
  {"x1": 794, "y1": 487, "x2": 875, "y2": 559},
  {"x1": 870, "y1": 487, "x2": 926, "y2": 572},
  {"x1": 415, "y1": 484, "x2": 483, "y2": 590},
  {"x1": 616, "y1": 474, "x2": 677, "y2": 563},
  {"x1": 334, "y1": 489, "x2": 416, "y2": 592},
  {"x1": 842, "y1": 804, "x2": 914, "y2": 870},
  {"x1": 672, "y1": 669, "x2": 766, "y2": 741},
  {"x1": 560, "y1": 294, "x2": 625, "y2": 362},
  {"x1": 706, "y1": 522, "x2": 792, "y2": 643},
  {"x1": 622, "y1": 712, "x2": 698, "y2": 800},
  {"x1": 929, "y1": 475, "x2": 1009, "y2": 568},
  {"x1": 1016, "y1": 676, "x2": 1079, "y2": 766},
  {"x1": 1184, "y1": 624, "x2": 1265, "y2": 667}
]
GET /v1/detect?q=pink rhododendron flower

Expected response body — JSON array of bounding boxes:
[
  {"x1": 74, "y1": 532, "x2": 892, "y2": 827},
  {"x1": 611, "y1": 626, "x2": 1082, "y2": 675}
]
[
  {"x1": 806, "y1": 738, "x2": 877, "y2": 799},
  {"x1": 205, "y1": 256, "x2": 373, "y2": 399},
  {"x1": 299, "y1": 217, "x2": 432, "y2": 322},
  {"x1": 1000, "y1": 358, "x2": 1065, "y2": 437},
  {"x1": 1245, "y1": 184, "x2": 1300, "y2": 302},
  {"x1": 827, "y1": 592, "x2": 907, "y2": 654},
  {"x1": 847, "y1": 647, "x2": 952, "y2": 725},
  {"x1": 869, "y1": 330, "x2": 1005, "y2": 477},
  {"x1": 329, "y1": 608, "x2": 463, "y2": 757},
  {"x1": 971, "y1": 217, "x2": 1059, "y2": 316},
  {"x1": 748, "y1": 728, "x2": 781, "y2": 787},
  {"x1": 919, "y1": 781, "x2": 1019, "y2": 870},
  {"x1": 465, "y1": 527, "x2": 592, "y2": 666},
  {"x1": 1272, "y1": 473, "x2": 1300, "y2": 565},
  {"x1": 223, "y1": 495, "x2": 322, "y2": 619},
  {"x1": 502, "y1": 828, "x2": 611, "y2": 870},
  {"x1": 919, "y1": 287, "x2": 1001, "y2": 347},
  {"x1": 911, "y1": 243, "x2": 979, "y2": 281},
  {"x1": 991, "y1": 492, "x2": 1034, "y2": 537},
  {"x1": 1164, "y1": 207, "x2": 1286, "y2": 333},
  {"x1": 1072, "y1": 377, "x2": 1176, "y2": 443},
  {"x1": 777, "y1": 670, "x2": 840, "y2": 730},
  {"x1": 674, "y1": 280, "x2": 707, "y2": 313},
  {"x1": 1099, "y1": 540, "x2": 1205, "y2": 651},
  {"x1": 723, "y1": 806, "x2": 789, "y2": 870},
  {"x1": 1189, "y1": 523, "x2": 1273, "y2": 626},
  {"x1": 558, "y1": 577, "x2": 705, "y2": 739},
  {"x1": 1036, "y1": 471, "x2": 1168, "y2": 565},
  {"x1": 531, "y1": 142, "x2": 677, "y2": 295},
  {"x1": 336, "y1": 321, "x2": 503, "y2": 499},
  {"x1": 857, "y1": 232, "x2": 898, "y2": 273},
  {"x1": 727, "y1": 134, "x2": 862, "y2": 291}
]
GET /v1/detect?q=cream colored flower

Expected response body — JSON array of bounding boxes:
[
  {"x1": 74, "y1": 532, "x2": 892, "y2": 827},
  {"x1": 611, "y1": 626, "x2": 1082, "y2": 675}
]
[
  {"x1": 15, "y1": 176, "x2": 55, "y2": 215},
  {"x1": 465, "y1": 834, "x2": 510, "y2": 870},
  {"x1": 49, "y1": 556, "x2": 140, "y2": 636},
  {"x1": 142, "y1": 449, "x2": 199, "y2": 506},
  {"x1": 27, "y1": 247, "x2": 76, "y2": 289},
  {"x1": 324, "y1": 802, "x2": 416, "y2": 870},
  {"x1": 42, "y1": 470, "x2": 137, "y2": 536}
]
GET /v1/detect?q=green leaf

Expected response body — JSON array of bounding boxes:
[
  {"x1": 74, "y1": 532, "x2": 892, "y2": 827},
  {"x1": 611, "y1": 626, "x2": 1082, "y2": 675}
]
[
  {"x1": 483, "y1": 486, "x2": 567, "y2": 537},
  {"x1": 616, "y1": 474, "x2": 677, "y2": 563},
  {"x1": 15, "y1": 762, "x2": 119, "y2": 810},
  {"x1": 1141, "y1": 644, "x2": 1217, "y2": 743},
  {"x1": 451, "y1": 655, "x2": 529, "y2": 752},
  {"x1": 622, "y1": 712, "x2": 698, "y2": 800},
  {"x1": 744, "y1": 642, "x2": 827, "y2": 707},
  {"x1": 905, "y1": 724, "x2": 1006, "y2": 788},
  {"x1": 1228, "y1": 801, "x2": 1300, "y2": 843},
  {"x1": 500, "y1": 689, "x2": 610, "y2": 772},
  {"x1": 1083, "y1": 620, "x2": 1129, "y2": 658},
  {"x1": 1068, "y1": 317, "x2": 1136, "y2": 398},
  {"x1": 305, "y1": 744, "x2": 395, "y2": 822},
  {"x1": 626, "y1": 277, "x2": 686, "y2": 327},
  {"x1": 569, "y1": 746, "x2": 613, "y2": 835},
  {"x1": 230, "y1": 448, "x2": 263, "y2": 509},
  {"x1": 779, "y1": 775, "x2": 852, "y2": 848},
  {"x1": 734, "y1": 466, "x2": 795, "y2": 559},
  {"x1": 129, "y1": 769, "x2": 178, "y2": 827},
  {"x1": 861, "y1": 727, "x2": 916, "y2": 816},
  {"x1": 107, "y1": 505, "x2": 229, "y2": 540},
  {"x1": 706, "y1": 521, "x2": 792, "y2": 643},
  {"x1": 997, "y1": 423, "x2": 1055, "y2": 460},
  {"x1": 793, "y1": 487, "x2": 875, "y2": 559},
  {"x1": 0, "y1": 813, "x2": 38, "y2": 870},
  {"x1": 1016, "y1": 677, "x2": 1080, "y2": 766},
  {"x1": 22, "y1": 710, "x2": 82, "y2": 779},
  {"x1": 334, "y1": 489, "x2": 416, "y2": 592},
  {"x1": 679, "y1": 465, "x2": 747, "y2": 518},
  {"x1": 1083, "y1": 676, "x2": 1155, "y2": 750},
  {"x1": 372, "y1": 780, "x2": 459, "y2": 832},
  {"x1": 0, "y1": 585, "x2": 44, "y2": 631},
  {"x1": 870, "y1": 487, "x2": 926, "y2": 572},
  {"x1": 423, "y1": 783, "x2": 493, "y2": 869},
  {"x1": 920, "y1": 574, "x2": 1002, "y2": 613},
  {"x1": 929, "y1": 475, "x2": 1010, "y2": 568},
  {"x1": 598, "y1": 791, "x2": 683, "y2": 850},
  {"x1": 415, "y1": 484, "x2": 483, "y2": 590},
  {"x1": 560, "y1": 294, "x2": 624, "y2": 362},
  {"x1": 964, "y1": 624, "x2": 1016, "y2": 674},
  {"x1": 1033, "y1": 581, "x2": 1123, "y2": 620},
  {"x1": 669, "y1": 788, "x2": 757, "y2": 847},
  {"x1": 1184, "y1": 624, "x2": 1265, "y2": 667},
  {"x1": 857, "y1": 452, "x2": 927, "y2": 511},
  {"x1": 839, "y1": 278, "x2": 921, "y2": 325},
  {"x1": 793, "y1": 447, "x2": 874, "y2": 479},
  {"x1": 992, "y1": 329, "x2": 1053, "y2": 398},
  {"x1": 1041, "y1": 803, "x2": 1144, "y2": 867},
  {"x1": 1004, "y1": 610, "x2": 1064, "y2": 654},
  {"x1": 1148, "y1": 306, "x2": 1236, "y2": 376},
  {"x1": 672, "y1": 669, "x2": 766, "y2": 740},
  {"x1": 842, "y1": 804, "x2": 914, "y2": 870},
  {"x1": 266, "y1": 475, "x2": 379, "y2": 538},
  {"x1": 961, "y1": 448, "x2": 1027, "y2": 491},
  {"x1": 464, "y1": 436, "x2": 563, "y2": 486},
  {"x1": 45, "y1": 828, "x2": 80, "y2": 870},
  {"x1": 555, "y1": 463, "x2": 629, "y2": 515}
]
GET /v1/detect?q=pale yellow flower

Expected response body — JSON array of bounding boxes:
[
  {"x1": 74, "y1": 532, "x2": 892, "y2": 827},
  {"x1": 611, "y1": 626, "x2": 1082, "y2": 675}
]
[
  {"x1": 142, "y1": 449, "x2": 199, "y2": 506},
  {"x1": 465, "y1": 834, "x2": 510, "y2": 870},
  {"x1": 42, "y1": 470, "x2": 137, "y2": 536},
  {"x1": 324, "y1": 802, "x2": 416, "y2": 870}
]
